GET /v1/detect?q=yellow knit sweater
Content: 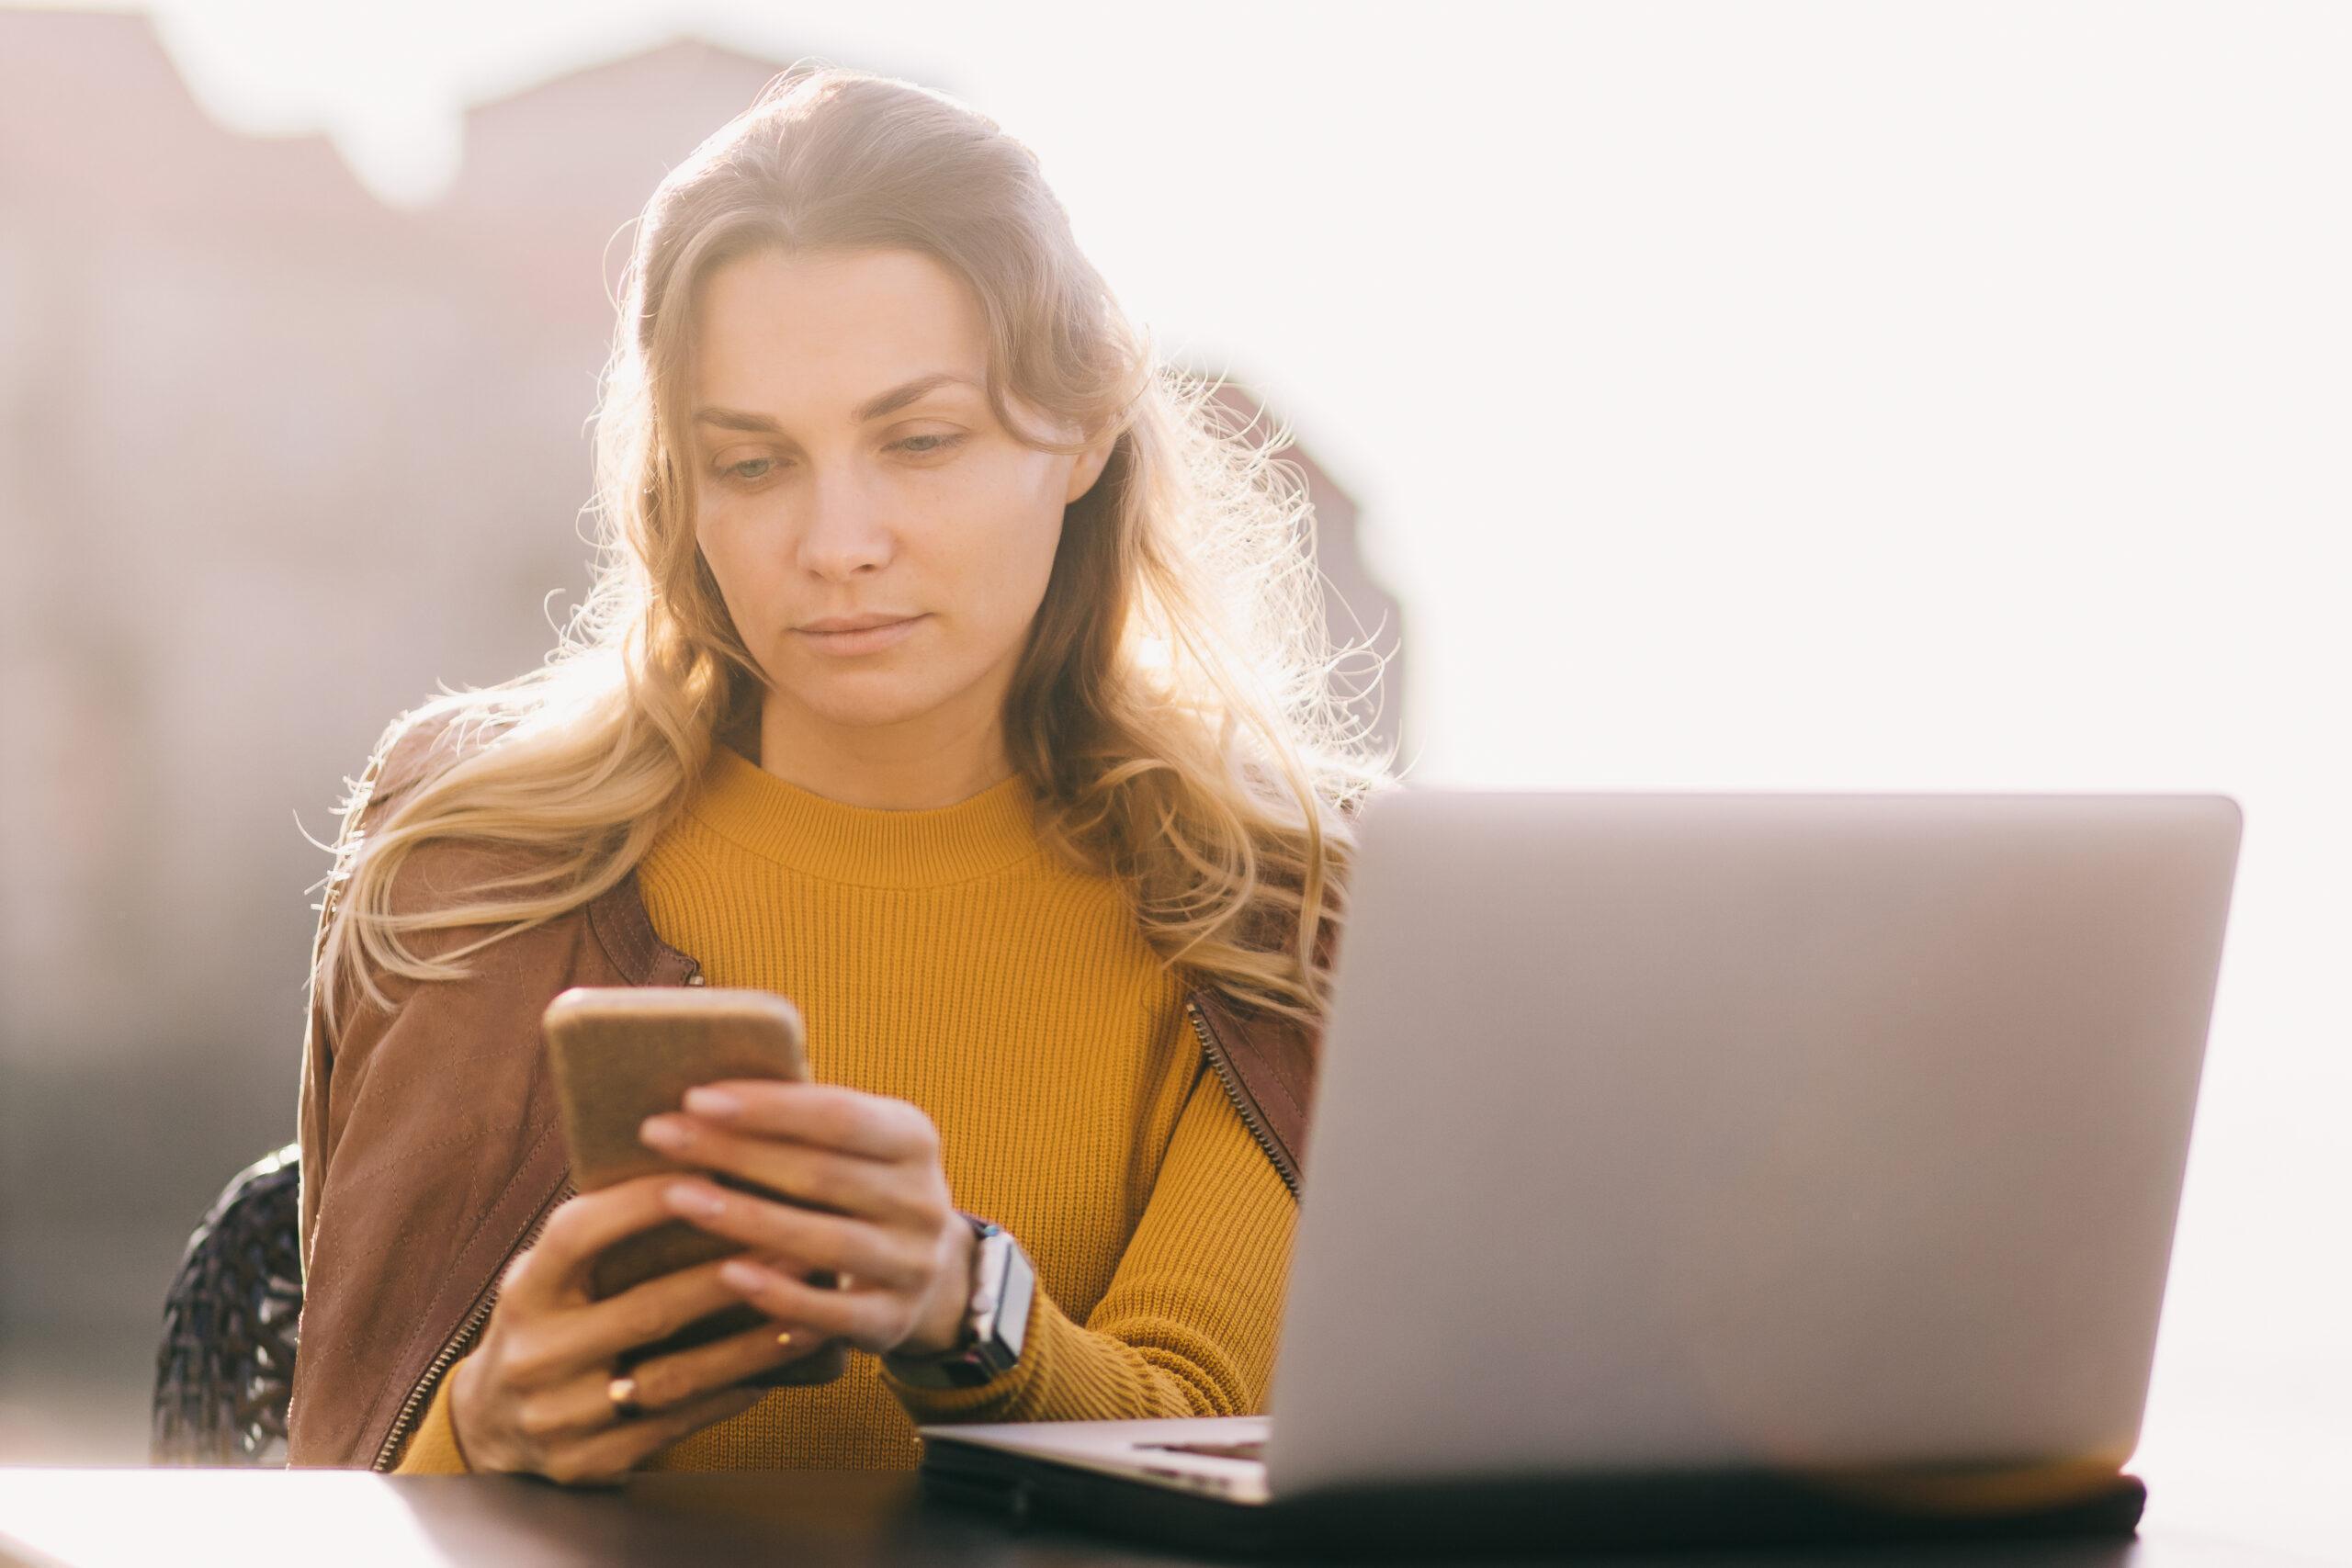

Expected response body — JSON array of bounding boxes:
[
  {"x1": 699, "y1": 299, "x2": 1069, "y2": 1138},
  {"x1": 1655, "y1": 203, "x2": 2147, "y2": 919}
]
[{"x1": 390, "y1": 741, "x2": 1297, "y2": 1472}]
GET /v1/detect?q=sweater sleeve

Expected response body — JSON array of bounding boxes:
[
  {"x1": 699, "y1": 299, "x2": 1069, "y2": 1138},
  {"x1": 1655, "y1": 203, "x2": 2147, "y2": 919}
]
[
  {"x1": 389, "y1": 1351, "x2": 476, "y2": 1473},
  {"x1": 881, "y1": 1055, "x2": 1296, "y2": 1424}
]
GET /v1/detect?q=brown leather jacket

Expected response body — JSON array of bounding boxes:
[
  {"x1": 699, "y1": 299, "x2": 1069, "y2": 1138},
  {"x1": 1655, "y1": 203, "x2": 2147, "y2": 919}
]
[{"x1": 287, "y1": 713, "x2": 1324, "y2": 1470}]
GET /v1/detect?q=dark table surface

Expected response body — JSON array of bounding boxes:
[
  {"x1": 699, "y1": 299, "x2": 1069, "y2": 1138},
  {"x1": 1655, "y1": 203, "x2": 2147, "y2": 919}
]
[{"x1": 0, "y1": 1468, "x2": 2334, "y2": 1567}]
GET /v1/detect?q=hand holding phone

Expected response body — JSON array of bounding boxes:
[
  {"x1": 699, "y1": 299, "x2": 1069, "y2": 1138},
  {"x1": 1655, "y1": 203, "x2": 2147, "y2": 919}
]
[
  {"x1": 445, "y1": 1173, "x2": 808, "y2": 1483},
  {"x1": 541, "y1": 985, "x2": 851, "y2": 1390}
]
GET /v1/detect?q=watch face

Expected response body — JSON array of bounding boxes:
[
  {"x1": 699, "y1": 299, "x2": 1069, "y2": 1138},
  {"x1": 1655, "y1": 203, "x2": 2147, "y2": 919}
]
[
  {"x1": 969, "y1": 1231, "x2": 1012, "y2": 1322},
  {"x1": 994, "y1": 1238, "x2": 1035, "y2": 1359}
]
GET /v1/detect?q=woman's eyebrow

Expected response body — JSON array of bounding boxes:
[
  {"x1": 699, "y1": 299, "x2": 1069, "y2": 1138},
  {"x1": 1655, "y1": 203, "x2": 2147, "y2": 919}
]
[{"x1": 694, "y1": 371, "x2": 979, "y2": 434}]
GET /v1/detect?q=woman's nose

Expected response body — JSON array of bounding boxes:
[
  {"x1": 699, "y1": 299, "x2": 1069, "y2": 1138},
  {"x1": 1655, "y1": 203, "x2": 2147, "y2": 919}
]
[{"x1": 796, "y1": 472, "x2": 895, "y2": 577}]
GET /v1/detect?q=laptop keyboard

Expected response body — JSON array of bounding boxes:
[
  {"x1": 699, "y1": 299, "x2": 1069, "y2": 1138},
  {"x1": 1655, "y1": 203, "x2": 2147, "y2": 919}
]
[{"x1": 1137, "y1": 1437, "x2": 1266, "y2": 1462}]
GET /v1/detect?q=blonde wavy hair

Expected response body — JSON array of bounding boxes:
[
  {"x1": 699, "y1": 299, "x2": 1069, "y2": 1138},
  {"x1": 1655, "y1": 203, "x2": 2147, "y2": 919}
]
[{"x1": 310, "y1": 62, "x2": 1400, "y2": 1052}]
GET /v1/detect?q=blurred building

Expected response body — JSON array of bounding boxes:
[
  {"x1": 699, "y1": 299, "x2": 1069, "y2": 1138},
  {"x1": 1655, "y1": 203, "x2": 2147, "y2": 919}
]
[{"x1": 0, "y1": 9, "x2": 1401, "y2": 1460}]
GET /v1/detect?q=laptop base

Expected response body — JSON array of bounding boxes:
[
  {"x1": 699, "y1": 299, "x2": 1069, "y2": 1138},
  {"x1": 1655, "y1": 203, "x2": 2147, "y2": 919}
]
[{"x1": 918, "y1": 1444, "x2": 2148, "y2": 1560}]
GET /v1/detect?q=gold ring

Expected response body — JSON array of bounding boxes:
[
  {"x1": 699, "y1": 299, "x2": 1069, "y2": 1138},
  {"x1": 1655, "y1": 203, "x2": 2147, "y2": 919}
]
[
  {"x1": 776, "y1": 1330, "x2": 793, "y2": 1347},
  {"x1": 606, "y1": 1373, "x2": 644, "y2": 1422}
]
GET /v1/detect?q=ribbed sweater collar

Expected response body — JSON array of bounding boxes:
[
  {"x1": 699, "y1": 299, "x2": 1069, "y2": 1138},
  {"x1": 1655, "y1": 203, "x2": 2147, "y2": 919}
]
[{"x1": 688, "y1": 741, "x2": 1043, "y2": 888}]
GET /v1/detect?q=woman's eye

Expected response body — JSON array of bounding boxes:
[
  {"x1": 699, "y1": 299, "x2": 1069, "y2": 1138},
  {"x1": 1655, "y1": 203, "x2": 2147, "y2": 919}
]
[{"x1": 713, "y1": 434, "x2": 963, "y2": 486}]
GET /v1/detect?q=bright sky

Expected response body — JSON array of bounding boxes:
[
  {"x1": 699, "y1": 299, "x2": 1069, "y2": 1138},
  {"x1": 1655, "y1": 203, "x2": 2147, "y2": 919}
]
[{"x1": 51, "y1": 0, "x2": 2351, "y2": 1547}]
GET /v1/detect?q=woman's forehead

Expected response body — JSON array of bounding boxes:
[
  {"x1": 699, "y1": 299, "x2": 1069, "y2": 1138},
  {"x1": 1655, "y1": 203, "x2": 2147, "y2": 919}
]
[
  {"x1": 689, "y1": 259, "x2": 990, "y2": 429},
  {"x1": 695, "y1": 247, "x2": 982, "y2": 365}
]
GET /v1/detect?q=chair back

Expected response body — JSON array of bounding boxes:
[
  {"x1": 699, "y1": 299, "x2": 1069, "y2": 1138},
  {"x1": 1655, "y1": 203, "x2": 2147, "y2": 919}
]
[{"x1": 152, "y1": 1143, "x2": 303, "y2": 1466}]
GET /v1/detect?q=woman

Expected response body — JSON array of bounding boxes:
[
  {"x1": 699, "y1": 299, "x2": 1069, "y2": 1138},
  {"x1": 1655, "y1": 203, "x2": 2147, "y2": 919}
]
[{"x1": 287, "y1": 63, "x2": 1394, "y2": 1483}]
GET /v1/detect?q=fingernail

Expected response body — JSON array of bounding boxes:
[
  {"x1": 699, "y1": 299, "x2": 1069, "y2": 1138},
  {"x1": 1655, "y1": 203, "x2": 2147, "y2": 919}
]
[
  {"x1": 640, "y1": 1117, "x2": 689, "y2": 1148},
  {"x1": 719, "y1": 1259, "x2": 771, "y2": 1291},
  {"x1": 684, "y1": 1087, "x2": 741, "y2": 1118},
  {"x1": 664, "y1": 1181, "x2": 723, "y2": 1216}
]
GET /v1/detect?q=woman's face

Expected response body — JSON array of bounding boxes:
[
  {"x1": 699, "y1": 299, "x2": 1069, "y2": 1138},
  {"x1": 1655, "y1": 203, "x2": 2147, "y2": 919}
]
[{"x1": 686, "y1": 244, "x2": 1111, "y2": 761}]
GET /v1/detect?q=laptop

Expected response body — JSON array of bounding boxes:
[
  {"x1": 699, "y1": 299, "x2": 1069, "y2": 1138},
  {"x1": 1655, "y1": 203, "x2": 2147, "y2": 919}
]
[{"x1": 918, "y1": 788, "x2": 2243, "y2": 1555}]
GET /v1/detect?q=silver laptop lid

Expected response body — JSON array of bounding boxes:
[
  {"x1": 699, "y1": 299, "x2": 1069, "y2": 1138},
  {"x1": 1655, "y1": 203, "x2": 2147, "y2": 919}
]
[{"x1": 1264, "y1": 790, "x2": 2241, "y2": 1497}]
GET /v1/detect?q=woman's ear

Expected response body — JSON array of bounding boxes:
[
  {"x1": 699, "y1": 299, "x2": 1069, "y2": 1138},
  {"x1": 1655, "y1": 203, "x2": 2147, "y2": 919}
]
[{"x1": 1065, "y1": 428, "x2": 1116, "y2": 506}]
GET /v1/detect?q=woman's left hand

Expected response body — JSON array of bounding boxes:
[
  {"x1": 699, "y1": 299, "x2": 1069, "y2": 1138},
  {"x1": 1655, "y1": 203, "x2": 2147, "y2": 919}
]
[{"x1": 638, "y1": 1081, "x2": 978, "y2": 1359}]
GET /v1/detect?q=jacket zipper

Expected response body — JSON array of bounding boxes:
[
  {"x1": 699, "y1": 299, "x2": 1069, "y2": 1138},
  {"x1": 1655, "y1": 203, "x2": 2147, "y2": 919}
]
[
  {"x1": 369, "y1": 1173, "x2": 578, "y2": 1471},
  {"x1": 1184, "y1": 996, "x2": 1300, "y2": 1200}
]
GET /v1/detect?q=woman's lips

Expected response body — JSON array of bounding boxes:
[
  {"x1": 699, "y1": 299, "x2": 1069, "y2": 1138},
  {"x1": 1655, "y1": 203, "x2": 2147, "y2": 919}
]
[{"x1": 794, "y1": 615, "x2": 928, "y2": 655}]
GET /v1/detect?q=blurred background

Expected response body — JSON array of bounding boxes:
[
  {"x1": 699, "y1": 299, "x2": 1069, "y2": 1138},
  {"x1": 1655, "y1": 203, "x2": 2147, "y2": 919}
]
[{"x1": 0, "y1": 0, "x2": 2342, "y2": 1555}]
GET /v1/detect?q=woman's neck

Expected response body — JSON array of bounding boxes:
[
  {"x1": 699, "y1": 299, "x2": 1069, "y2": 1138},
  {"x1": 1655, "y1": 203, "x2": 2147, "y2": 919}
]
[{"x1": 749, "y1": 702, "x2": 1015, "y2": 811}]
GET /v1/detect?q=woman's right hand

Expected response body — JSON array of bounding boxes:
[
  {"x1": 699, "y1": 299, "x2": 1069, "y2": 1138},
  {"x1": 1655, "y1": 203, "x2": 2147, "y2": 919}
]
[{"x1": 447, "y1": 1172, "x2": 832, "y2": 1484}]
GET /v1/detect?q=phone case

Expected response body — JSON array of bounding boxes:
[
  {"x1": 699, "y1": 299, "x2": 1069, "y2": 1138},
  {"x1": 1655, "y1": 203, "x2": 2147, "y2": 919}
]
[{"x1": 542, "y1": 986, "x2": 850, "y2": 1389}]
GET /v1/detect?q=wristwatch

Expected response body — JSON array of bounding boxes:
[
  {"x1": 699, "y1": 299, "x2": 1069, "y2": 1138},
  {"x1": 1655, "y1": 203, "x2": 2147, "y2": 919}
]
[{"x1": 880, "y1": 1210, "x2": 1035, "y2": 1388}]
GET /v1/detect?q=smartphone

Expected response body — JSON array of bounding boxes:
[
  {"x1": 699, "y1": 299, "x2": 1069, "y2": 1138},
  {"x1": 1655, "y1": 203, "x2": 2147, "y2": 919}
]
[{"x1": 542, "y1": 985, "x2": 849, "y2": 1389}]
